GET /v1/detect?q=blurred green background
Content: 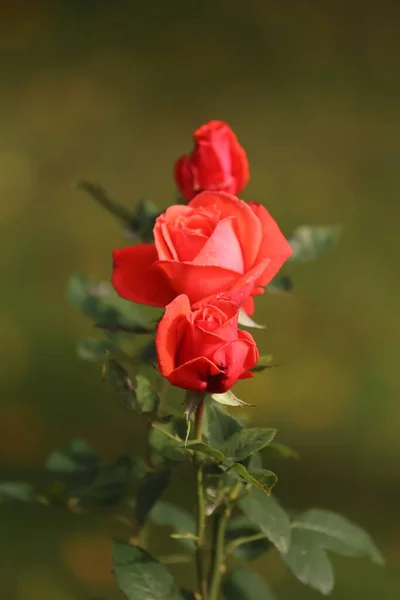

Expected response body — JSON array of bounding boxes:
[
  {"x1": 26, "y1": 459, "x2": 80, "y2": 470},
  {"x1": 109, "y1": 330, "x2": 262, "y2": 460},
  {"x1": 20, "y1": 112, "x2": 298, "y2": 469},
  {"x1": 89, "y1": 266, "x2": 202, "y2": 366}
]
[{"x1": 1, "y1": 0, "x2": 400, "y2": 598}]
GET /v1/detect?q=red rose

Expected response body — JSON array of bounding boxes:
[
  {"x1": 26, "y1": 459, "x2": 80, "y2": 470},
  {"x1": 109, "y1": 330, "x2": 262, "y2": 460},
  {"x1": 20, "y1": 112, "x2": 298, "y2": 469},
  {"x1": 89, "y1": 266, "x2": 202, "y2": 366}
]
[
  {"x1": 174, "y1": 120, "x2": 249, "y2": 200},
  {"x1": 156, "y1": 294, "x2": 258, "y2": 393},
  {"x1": 112, "y1": 191, "x2": 292, "y2": 315}
]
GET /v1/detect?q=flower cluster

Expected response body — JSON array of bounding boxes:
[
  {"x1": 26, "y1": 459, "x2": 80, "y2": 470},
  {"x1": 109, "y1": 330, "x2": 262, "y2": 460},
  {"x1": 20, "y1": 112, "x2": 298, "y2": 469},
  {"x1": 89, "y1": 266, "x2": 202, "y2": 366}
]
[{"x1": 112, "y1": 120, "x2": 293, "y2": 394}]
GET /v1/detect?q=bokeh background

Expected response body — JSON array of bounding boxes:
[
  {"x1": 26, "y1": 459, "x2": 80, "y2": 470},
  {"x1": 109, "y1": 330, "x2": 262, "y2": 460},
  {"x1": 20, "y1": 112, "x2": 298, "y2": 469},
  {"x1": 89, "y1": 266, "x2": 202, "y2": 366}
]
[{"x1": 1, "y1": 0, "x2": 400, "y2": 598}]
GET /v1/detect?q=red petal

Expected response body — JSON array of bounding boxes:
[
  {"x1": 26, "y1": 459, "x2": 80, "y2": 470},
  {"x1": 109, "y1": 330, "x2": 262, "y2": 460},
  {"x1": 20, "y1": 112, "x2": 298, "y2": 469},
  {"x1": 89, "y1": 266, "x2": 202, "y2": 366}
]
[
  {"x1": 230, "y1": 137, "x2": 250, "y2": 194},
  {"x1": 174, "y1": 155, "x2": 195, "y2": 200},
  {"x1": 168, "y1": 356, "x2": 222, "y2": 392},
  {"x1": 112, "y1": 245, "x2": 175, "y2": 306},
  {"x1": 249, "y1": 202, "x2": 293, "y2": 286},
  {"x1": 193, "y1": 217, "x2": 244, "y2": 273},
  {"x1": 238, "y1": 329, "x2": 259, "y2": 370},
  {"x1": 211, "y1": 339, "x2": 253, "y2": 392},
  {"x1": 241, "y1": 296, "x2": 255, "y2": 316},
  {"x1": 189, "y1": 192, "x2": 262, "y2": 270},
  {"x1": 157, "y1": 261, "x2": 240, "y2": 306},
  {"x1": 156, "y1": 294, "x2": 191, "y2": 377}
]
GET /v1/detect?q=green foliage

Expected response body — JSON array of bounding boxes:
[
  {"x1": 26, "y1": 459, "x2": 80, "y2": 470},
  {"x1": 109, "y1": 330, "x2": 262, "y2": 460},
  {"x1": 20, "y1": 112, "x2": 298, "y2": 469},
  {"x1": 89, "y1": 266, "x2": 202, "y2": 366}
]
[
  {"x1": 267, "y1": 274, "x2": 293, "y2": 294},
  {"x1": 103, "y1": 360, "x2": 159, "y2": 414},
  {"x1": 77, "y1": 338, "x2": 123, "y2": 361},
  {"x1": 204, "y1": 402, "x2": 242, "y2": 448},
  {"x1": 230, "y1": 464, "x2": 277, "y2": 495},
  {"x1": 150, "y1": 501, "x2": 196, "y2": 550},
  {"x1": 250, "y1": 355, "x2": 275, "y2": 372},
  {"x1": 184, "y1": 441, "x2": 224, "y2": 462},
  {"x1": 282, "y1": 509, "x2": 384, "y2": 595},
  {"x1": 112, "y1": 541, "x2": 183, "y2": 600},
  {"x1": 225, "y1": 516, "x2": 271, "y2": 560},
  {"x1": 239, "y1": 489, "x2": 291, "y2": 554},
  {"x1": 0, "y1": 482, "x2": 37, "y2": 503},
  {"x1": 221, "y1": 428, "x2": 276, "y2": 462},
  {"x1": 222, "y1": 567, "x2": 277, "y2": 600},
  {"x1": 76, "y1": 181, "x2": 160, "y2": 242},
  {"x1": 136, "y1": 469, "x2": 171, "y2": 527},
  {"x1": 45, "y1": 438, "x2": 99, "y2": 485},
  {"x1": 289, "y1": 225, "x2": 341, "y2": 262},
  {"x1": 211, "y1": 390, "x2": 254, "y2": 407}
]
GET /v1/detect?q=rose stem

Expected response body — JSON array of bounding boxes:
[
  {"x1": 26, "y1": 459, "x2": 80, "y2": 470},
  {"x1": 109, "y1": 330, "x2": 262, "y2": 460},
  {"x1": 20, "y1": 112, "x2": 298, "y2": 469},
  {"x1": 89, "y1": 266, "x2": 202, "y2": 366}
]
[
  {"x1": 194, "y1": 396, "x2": 207, "y2": 599},
  {"x1": 208, "y1": 481, "x2": 243, "y2": 600}
]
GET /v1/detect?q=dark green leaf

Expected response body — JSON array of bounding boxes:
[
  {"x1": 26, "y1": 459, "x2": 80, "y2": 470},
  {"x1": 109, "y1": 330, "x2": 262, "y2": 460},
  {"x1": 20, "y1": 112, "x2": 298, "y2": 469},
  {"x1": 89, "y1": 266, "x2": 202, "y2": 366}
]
[
  {"x1": 138, "y1": 338, "x2": 158, "y2": 364},
  {"x1": 226, "y1": 516, "x2": 271, "y2": 560},
  {"x1": 205, "y1": 402, "x2": 242, "y2": 448},
  {"x1": 230, "y1": 464, "x2": 277, "y2": 495},
  {"x1": 223, "y1": 567, "x2": 277, "y2": 600},
  {"x1": 221, "y1": 428, "x2": 276, "y2": 462},
  {"x1": 250, "y1": 355, "x2": 275, "y2": 373},
  {"x1": 66, "y1": 272, "x2": 148, "y2": 331},
  {"x1": 267, "y1": 274, "x2": 293, "y2": 294},
  {"x1": 76, "y1": 456, "x2": 133, "y2": 509},
  {"x1": 149, "y1": 423, "x2": 185, "y2": 464},
  {"x1": 266, "y1": 442, "x2": 299, "y2": 460},
  {"x1": 131, "y1": 199, "x2": 161, "y2": 242},
  {"x1": 289, "y1": 225, "x2": 341, "y2": 262},
  {"x1": 136, "y1": 469, "x2": 171, "y2": 527},
  {"x1": 45, "y1": 439, "x2": 99, "y2": 485},
  {"x1": 179, "y1": 591, "x2": 195, "y2": 600},
  {"x1": 77, "y1": 338, "x2": 122, "y2": 361},
  {"x1": 282, "y1": 509, "x2": 384, "y2": 595},
  {"x1": 239, "y1": 489, "x2": 291, "y2": 554},
  {"x1": 0, "y1": 482, "x2": 37, "y2": 503},
  {"x1": 135, "y1": 374, "x2": 160, "y2": 413},
  {"x1": 150, "y1": 501, "x2": 196, "y2": 550},
  {"x1": 112, "y1": 541, "x2": 182, "y2": 600},
  {"x1": 184, "y1": 441, "x2": 224, "y2": 462},
  {"x1": 247, "y1": 451, "x2": 262, "y2": 471},
  {"x1": 103, "y1": 358, "x2": 137, "y2": 410}
]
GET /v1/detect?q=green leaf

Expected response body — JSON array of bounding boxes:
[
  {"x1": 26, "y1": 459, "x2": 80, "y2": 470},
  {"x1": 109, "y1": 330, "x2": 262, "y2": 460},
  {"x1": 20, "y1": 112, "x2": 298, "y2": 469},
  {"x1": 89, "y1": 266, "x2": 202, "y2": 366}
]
[
  {"x1": 184, "y1": 441, "x2": 224, "y2": 462},
  {"x1": 131, "y1": 199, "x2": 161, "y2": 243},
  {"x1": 250, "y1": 355, "x2": 275, "y2": 373},
  {"x1": 223, "y1": 567, "x2": 277, "y2": 600},
  {"x1": 289, "y1": 225, "x2": 341, "y2": 262},
  {"x1": 0, "y1": 482, "x2": 37, "y2": 503},
  {"x1": 230, "y1": 464, "x2": 277, "y2": 495},
  {"x1": 150, "y1": 501, "x2": 196, "y2": 550},
  {"x1": 267, "y1": 441, "x2": 299, "y2": 460},
  {"x1": 204, "y1": 402, "x2": 242, "y2": 448},
  {"x1": 138, "y1": 338, "x2": 158, "y2": 364},
  {"x1": 221, "y1": 428, "x2": 276, "y2": 462},
  {"x1": 267, "y1": 274, "x2": 293, "y2": 294},
  {"x1": 226, "y1": 516, "x2": 271, "y2": 560},
  {"x1": 77, "y1": 338, "x2": 122, "y2": 361},
  {"x1": 112, "y1": 541, "x2": 183, "y2": 600},
  {"x1": 103, "y1": 358, "x2": 137, "y2": 410},
  {"x1": 149, "y1": 423, "x2": 185, "y2": 464},
  {"x1": 136, "y1": 469, "x2": 171, "y2": 527},
  {"x1": 66, "y1": 272, "x2": 148, "y2": 331},
  {"x1": 237, "y1": 309, "x2": 266, "y2": 329},
  {"x1": 179, "y1": 591, "x2": 196, "y2": 600},
  {"x1": 45, "y1": 439, "x2": 99, "y2": 485},
  {"x1": 135, "y1": 375, "x2": 160, "y2": 413},
  {"x1": 75, "y1": 456, "x2": 134, "y2": 509},
  {"x1": 282, "y1": 509, "x2": 384, "y2": 595},
  {"x1": 211, "y1": 390, "x2": 254, "y2": 407},
  {"x1": 239, "y1": 489, "x2": 291, "y2": 554}
]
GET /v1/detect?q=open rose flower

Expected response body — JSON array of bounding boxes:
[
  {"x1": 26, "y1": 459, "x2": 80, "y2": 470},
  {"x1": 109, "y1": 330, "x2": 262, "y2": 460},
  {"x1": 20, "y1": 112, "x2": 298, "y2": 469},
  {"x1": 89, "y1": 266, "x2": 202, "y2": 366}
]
[
  {"x1": 156, "y1": 294, "x2": 258, "y2": 393},
  {"x1": 174, "y1": 120, "x2": 249, "y2": 200},
  {"x1": 112, "y1": 191, "x2": 293, "y2": 315}
]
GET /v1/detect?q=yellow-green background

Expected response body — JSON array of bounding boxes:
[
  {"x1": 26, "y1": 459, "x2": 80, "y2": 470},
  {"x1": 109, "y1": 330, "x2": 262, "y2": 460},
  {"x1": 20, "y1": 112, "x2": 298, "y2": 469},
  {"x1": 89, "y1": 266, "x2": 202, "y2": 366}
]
[{"x1": 1, "y1": 0, "x2": 399, "y2": 598}]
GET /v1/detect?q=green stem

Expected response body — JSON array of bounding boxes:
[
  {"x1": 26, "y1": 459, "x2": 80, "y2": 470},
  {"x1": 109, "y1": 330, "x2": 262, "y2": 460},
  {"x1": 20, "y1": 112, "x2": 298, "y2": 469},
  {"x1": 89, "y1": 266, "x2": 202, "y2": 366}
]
[
  {"x1": 194, "y1": 396, "x2": 207, "y2": 599},
  {"x1": 225, "y1": 532, "x2": 268, "y2": 556},
  {"x1": 208, "y1": 508, "x2": 230, "y2": 600}
]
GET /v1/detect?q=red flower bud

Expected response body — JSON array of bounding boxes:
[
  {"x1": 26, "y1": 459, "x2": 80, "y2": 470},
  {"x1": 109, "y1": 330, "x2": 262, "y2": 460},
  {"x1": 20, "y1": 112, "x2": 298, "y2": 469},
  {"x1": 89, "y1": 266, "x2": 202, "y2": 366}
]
[
  {"x1": 156, "y1": 294, "x2": 258, "y2": 393},
  {"x1": 174, "y1": 120, "x2": 249, "y2": 200}
]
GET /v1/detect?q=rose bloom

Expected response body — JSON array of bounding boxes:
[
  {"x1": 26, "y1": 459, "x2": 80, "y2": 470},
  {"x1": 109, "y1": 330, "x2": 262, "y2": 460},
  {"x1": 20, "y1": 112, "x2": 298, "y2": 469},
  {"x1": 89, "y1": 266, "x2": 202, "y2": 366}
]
[
  {"x1": 112, "y1": 191, "x2": 292, "y2": 315},
  {"x1": 156, "y1": 295, "x2": 258, "y2": 393},
  {"x1": 174, "y1": 120, "x2": 249, "y2": 200}
]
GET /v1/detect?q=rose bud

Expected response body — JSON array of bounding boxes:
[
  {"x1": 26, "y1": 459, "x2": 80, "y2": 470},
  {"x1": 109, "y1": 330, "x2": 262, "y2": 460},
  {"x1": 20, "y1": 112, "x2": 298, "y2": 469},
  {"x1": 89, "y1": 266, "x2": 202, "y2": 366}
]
[
  {"x1": 156, "y1": 294, "x2": 258, "y2": 393},
  {"x1": 174, "y1": 120, "x2": 249, "y2": 200},
  {"x1": 112, "y1": 191, "x2": 292, "y2": 316}
]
